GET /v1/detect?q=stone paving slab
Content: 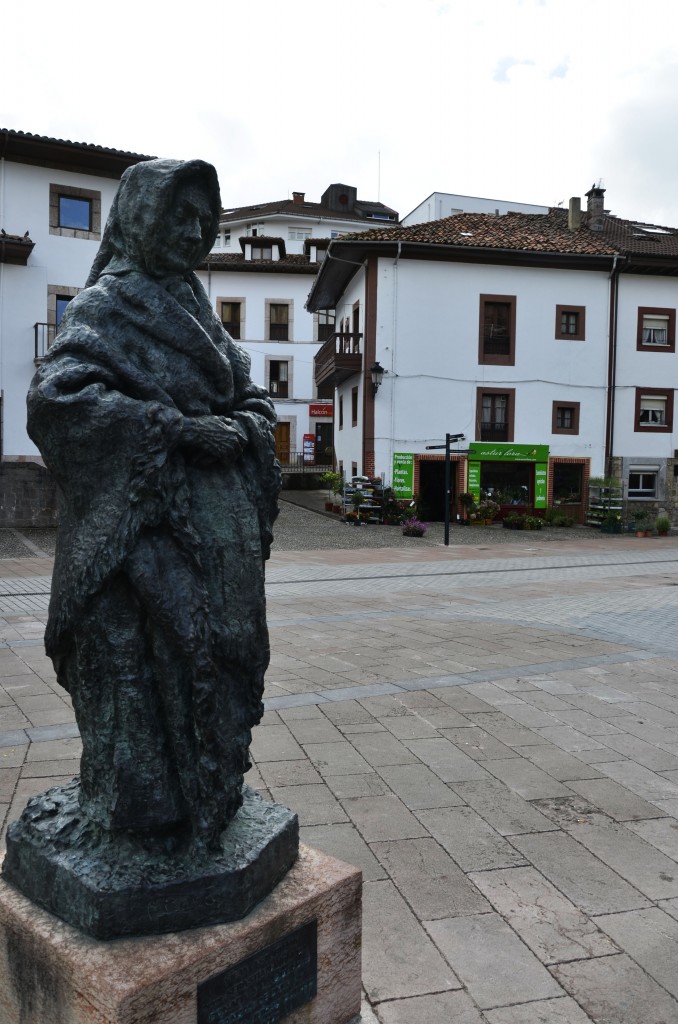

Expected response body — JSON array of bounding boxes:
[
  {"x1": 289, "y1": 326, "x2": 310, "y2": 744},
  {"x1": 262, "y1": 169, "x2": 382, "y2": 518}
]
[{"x1": 4, "y1": 534, "x2": 678, "y2": 1021}]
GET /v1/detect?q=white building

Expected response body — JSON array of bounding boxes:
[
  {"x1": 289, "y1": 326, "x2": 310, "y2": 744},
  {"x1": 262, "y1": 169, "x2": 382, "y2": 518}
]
[
  {"x1": 401, "y1": 191, "x2": 548, "y2": 227},
  {"x1": 200, "y1": 184, "x2": 398, "y2": 465},
  {"x1": 0, "y1": 129, "x2": 154, "y2": 524},
  {"x1": 308, "y1": 187, "x2": 678, "y2": 522},
  {"x1": 0, "y1": 130, "x2": 399, "y2": 520}
]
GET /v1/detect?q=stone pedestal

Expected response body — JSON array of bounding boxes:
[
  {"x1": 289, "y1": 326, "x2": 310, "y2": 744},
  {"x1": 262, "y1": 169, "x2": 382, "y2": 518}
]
[{"x1": 0, "y1": 844, "x2": 361, "y2": 1024}]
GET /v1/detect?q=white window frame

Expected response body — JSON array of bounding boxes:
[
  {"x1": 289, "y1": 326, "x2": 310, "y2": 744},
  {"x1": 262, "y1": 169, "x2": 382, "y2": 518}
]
[
  {"x1": 628, "y1": 467, "x2": 659, "y2": 499},
  {"x1": 639, "y1": 395, "x2": 667, "y2": 426}
]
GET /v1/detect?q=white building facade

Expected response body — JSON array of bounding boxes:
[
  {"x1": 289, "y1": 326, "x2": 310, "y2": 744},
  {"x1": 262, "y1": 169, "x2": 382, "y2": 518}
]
[
  {"x1": 309, "y1": 189, "x2": 678, "y2": 523},
  {"x1": 402, "y1": 191, "x2": 549, "y2": 227}
]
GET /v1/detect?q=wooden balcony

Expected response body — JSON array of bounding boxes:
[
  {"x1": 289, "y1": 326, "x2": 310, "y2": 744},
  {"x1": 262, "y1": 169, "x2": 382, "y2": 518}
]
[{"x1": 314, "y1": 332, "x2": 362, "y2": 397}]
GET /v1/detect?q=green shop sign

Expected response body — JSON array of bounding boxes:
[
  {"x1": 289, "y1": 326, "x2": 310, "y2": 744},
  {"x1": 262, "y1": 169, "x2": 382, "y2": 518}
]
[
  {"x1": 468, "y1": 443, "x2": 549, "y2": 462},
  {"x1": 467, "y1": 442, "x2": 549, "y2": 509},
  {"x1": 392, "y1": 453, "x2": 414, "y2": 499}
]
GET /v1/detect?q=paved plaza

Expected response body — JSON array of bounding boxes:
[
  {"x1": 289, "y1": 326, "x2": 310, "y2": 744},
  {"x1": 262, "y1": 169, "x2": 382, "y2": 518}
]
[{"x1": 3, "y1": 508, "x2": 678, "y2": 1022}]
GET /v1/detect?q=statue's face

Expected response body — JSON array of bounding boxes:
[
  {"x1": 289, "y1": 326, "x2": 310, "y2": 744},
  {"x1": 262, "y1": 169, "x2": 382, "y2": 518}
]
[{"x1": 155, "y1": 181, "x2": 214, "y2": 274}]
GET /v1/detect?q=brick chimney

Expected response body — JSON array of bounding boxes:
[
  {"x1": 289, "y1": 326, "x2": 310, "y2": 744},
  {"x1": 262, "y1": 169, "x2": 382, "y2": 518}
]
[
  {"x1": 568, "y1": 197, "x2": 581, "y2": 231},
  {"x1": 585, "y1": 185, "x2": 606, "y2": 232},
  {"x1": 292, "y1": 192, "x2": 305, "y2": 204}
]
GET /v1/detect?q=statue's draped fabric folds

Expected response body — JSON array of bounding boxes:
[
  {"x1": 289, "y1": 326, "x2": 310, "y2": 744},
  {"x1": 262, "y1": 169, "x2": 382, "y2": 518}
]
[{"x1": 27, "y1": 159, "x2": 281, "y2": 850}]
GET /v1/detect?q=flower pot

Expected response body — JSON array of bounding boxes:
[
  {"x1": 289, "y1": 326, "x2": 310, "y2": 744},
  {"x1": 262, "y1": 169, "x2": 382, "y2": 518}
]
[{"x1": 324, "y1": 502, "x2": 334, "y2": 511}]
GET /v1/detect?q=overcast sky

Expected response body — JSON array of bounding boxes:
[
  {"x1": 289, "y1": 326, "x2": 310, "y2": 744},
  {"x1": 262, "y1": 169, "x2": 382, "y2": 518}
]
[{"x1": 4, "y1": 0, "x2": 678, "y2": 226}]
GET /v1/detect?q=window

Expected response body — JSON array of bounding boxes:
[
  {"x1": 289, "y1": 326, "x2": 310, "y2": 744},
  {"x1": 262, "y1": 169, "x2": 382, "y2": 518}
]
[
  {"x1": 317, "y1": 309, "x2": 335, "y2": 342},
  {"x1": 224, "y1": 229, "x2": 231, "y2": 247},
  {"x1": 55, "y1": 296, "x2": 72, "y2": 329},
  {"x1": 252, "y1": 245, "x2": 272, "y2": 260},
  {"x1": 635, "y1": 388, "x2": 673, "y2": 432},
  {"x1": 555, "y1": 305, "x2": 585, "y2": 341},
  {"x1": 351, "y1": 387, "x2": 359, "y2": 426},
  {"x1": 339, "y1": 396, "x2": 344, "y2": 430},
  {"x1": 552, "y1": 401, "x2": 580, "y2": 435},
  {"x1": 268, "y1": 360, "x2": 289, "y2": 398},
  {"x1": 246, "y1": 222, "x2": 265, "y2": 236},
  {"x1": 289, "y1": 228, "x2": 311, "y2": 241},
  {"x1": 637, "y1": 307, "x2": 675, "y2": 352},
  {"x1": 49, "y1": 183, "x2": 101, "y2": 240},
  {"x1": 59, "y1": 196, "x2": 91, "y2": 230},
  {"x1": 220, "y1": 301, "x2": 241, "y2": 340},
  {"x1": 476, "y1": 388, "x2": 514, "y2": 441},
  {"x1": 479, "y1": 295, "x2": 516, "y2": 365},
  {"x1": 628, "y1": 469, "x2": 658, "y2": 498},
  {"x1": 552, "y1": 462, "x2": 583, "y2": 503},
  {"x1": 269, "y1": 303, "x2": 289, "y2": 340}
]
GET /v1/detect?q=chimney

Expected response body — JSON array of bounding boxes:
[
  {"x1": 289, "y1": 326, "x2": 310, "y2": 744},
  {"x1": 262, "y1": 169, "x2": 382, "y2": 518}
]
[
  {"x1": 568, "y1": 197, "x2": 581, "y2": 231},
  {"x1": 292, "y1": 192, "x2": 305, "y2": 205},
  {"x1": 585, "y1": 184, "x2": 606, "y2": 232}
]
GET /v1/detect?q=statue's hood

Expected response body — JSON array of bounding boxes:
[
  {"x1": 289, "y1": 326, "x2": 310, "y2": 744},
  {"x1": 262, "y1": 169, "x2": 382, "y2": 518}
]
[{"x1": 87, "y1": 158, "x2": 221, "y2": 285}]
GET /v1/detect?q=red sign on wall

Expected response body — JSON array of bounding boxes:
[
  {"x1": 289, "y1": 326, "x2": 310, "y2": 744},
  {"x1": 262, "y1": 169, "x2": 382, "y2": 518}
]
[{"x1": 309, "y1": 404, "x2": 333, "y2": 418}]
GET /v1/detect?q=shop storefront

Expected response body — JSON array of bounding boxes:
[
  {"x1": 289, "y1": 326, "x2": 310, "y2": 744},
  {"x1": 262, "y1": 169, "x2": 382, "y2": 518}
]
[{"x1": 467, "y1": 443, "x2": 549, "y2": 512}]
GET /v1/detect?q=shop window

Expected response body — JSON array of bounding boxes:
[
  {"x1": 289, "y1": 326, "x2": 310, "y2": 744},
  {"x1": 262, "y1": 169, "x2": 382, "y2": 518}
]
[
  {"x1": 268, "y1": 360, "x2": 289, "y2": 397},
  {"x1": 220, "y1": 301, "x2": 242, "y2": 339},
  {"x1": 477, "y1": 387, "x2": 514, "y2": 441},
  {"x1": 552, "y1": 463, "x2": 583, "y2": 504},
  {"x1": 637, "y1": 307, "x2": 675, "y2": 351},
  {"x1": 351, "y1": 387, "x2": 359, "y2": 426},
  {"x1": 479, "y1": 295, "x2": 516, "y2": 365},
  {"x1": 555, "y1": 304, "x2": 585, "y2": 341},
  {"x1": 480, "y1": 460, "x2": 531, "y2": 505},
  {"x1": 552, "y1": 401, "x2": 580, "y2": 435},
  {"x1": 635, "y1": 388, "x2": 673, "y2": 432},
  {"x1": 268, "y1": 303, "x2": 289, "y2": 340},
  {"x1": 338, "y1": 396, "x2": 344, "y2": 430},
  {"x1": 628, "y1": 469, "x2": 658, "y2": 499}
]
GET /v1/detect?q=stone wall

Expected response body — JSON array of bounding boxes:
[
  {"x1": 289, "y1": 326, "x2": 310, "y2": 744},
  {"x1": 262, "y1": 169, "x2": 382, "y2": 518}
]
[{"x1": 0, "y1": 463, "x2": 57, "y2": 528}]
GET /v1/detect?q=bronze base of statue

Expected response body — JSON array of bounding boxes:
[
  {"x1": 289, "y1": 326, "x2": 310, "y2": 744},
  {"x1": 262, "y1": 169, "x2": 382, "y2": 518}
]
[{"x1": 3, "y1": 780, "x2": 298, "y2": 940}]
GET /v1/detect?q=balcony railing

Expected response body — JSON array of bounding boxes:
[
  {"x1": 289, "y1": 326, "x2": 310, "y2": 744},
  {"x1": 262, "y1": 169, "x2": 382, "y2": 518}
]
[
  {"x1": 480, "y1": 421, "x2": 509, "y2": 441},
  {"x1": 275, "y1": 448, "x2": 334, "y2": 472},
  {"x1": 34, "y1": 323, "x2": 56, "y2": 362},
  {"x1": 481, "y1": 332, "x2": 511, "y2": 356},
  {"x1": 314, "y1": 332, "x2": 363, "y2": 396}
]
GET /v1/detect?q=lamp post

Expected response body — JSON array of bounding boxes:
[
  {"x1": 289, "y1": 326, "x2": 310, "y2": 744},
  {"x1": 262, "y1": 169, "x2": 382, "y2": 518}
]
[{"x1": 425, "y1": 433, "x2": 466, "y2": 546}]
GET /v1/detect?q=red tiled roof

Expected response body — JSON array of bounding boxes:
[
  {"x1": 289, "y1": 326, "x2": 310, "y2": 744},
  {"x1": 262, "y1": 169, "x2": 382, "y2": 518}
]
[
  {"x1": 221, "y1": 196, "x2": 398, "y2": 225},
  {"x1": 337, "y1": 207, "x2": 678, "y2": 259},
  {"x1": 200, "y1": 252, "x2": 318, "y2": 274}
]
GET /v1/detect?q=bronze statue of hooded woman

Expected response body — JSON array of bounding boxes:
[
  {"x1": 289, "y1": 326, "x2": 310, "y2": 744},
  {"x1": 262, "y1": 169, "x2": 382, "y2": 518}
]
[{"x1": 3, "y1": 160, "x2": 296, "y2": 937}]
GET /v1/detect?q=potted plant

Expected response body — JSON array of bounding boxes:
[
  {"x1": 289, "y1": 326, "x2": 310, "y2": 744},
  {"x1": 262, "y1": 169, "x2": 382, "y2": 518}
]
[
  {"x1": 656, "y1": 514, "x2": 671, "y2": 536},
  {"x1": 503, "y1": 512, "x2": 524, "y2": 530},
  {"x1": 402, "y1": 516, "x2": 427, "y2": 537},
  {"x1": 632, "y1": 509, "x2": 652, "y2": 536},
  {"x1": 601, "y1": 511, "x2": 622, "y2": 534},
  {"x1": 477, "y1": 498, "x2": 500, "y2": 524},
  {"x1": 320, "y1": 471, "x2": 343, "y2": 512},
  {"x1": 523, "y1": 515, "x2": 543, "y2": 531}
]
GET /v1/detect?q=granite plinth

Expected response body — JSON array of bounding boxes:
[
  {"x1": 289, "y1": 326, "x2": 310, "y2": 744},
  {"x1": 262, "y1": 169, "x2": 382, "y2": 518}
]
[
  {"x1": 2, "y1": 781, "x2": 298, "y2": 939},
  {"x1": 0, "y1": 843, "x2": 362, "y2": 1024}
]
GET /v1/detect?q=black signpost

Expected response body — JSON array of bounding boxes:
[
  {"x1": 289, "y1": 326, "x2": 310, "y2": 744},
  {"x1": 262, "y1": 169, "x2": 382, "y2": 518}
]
[{"x1": 425, "y1": 433, "x2": 466, "y2": 546}]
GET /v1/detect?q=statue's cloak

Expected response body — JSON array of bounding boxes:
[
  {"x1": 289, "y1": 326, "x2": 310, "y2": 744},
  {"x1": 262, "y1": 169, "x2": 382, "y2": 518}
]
[{"x1": 27, "y1": 160, "x2": 280, "y2": 843}]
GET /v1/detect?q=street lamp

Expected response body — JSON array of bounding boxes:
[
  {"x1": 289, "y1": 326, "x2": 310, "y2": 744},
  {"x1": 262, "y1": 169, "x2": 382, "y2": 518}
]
[{"x1": 370, "y1": 361, "x2": 385, "y2": 397}]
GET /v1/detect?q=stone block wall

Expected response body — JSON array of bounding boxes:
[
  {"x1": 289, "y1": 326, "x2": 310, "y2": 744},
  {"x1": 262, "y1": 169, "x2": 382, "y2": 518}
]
[{"x1": 0, "y1": 462, "x2": 57, "y2": 528}]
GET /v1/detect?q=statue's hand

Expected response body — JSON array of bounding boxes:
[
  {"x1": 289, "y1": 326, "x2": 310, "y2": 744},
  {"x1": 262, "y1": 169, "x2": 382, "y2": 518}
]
[{"x1": 180, "y1": 416, "x2": 247, "y2": 465}]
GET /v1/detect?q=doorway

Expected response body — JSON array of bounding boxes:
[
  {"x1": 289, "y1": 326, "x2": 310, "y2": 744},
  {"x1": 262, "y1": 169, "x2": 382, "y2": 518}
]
[
  {"x1": 419, "y1": 460, "x2": 455, "y2": 521},
  {"x1": 315, "y1": 422, "x2": 333, "y2": 463},
  {"x1": 274, "y1": 422, "x2": 291, "y2": 464}
]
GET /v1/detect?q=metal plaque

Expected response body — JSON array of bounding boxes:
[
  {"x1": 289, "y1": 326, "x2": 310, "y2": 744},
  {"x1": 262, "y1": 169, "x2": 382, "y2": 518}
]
[{"x1": 197, "y1": 920, "x2": 317, "y2": 1024}]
